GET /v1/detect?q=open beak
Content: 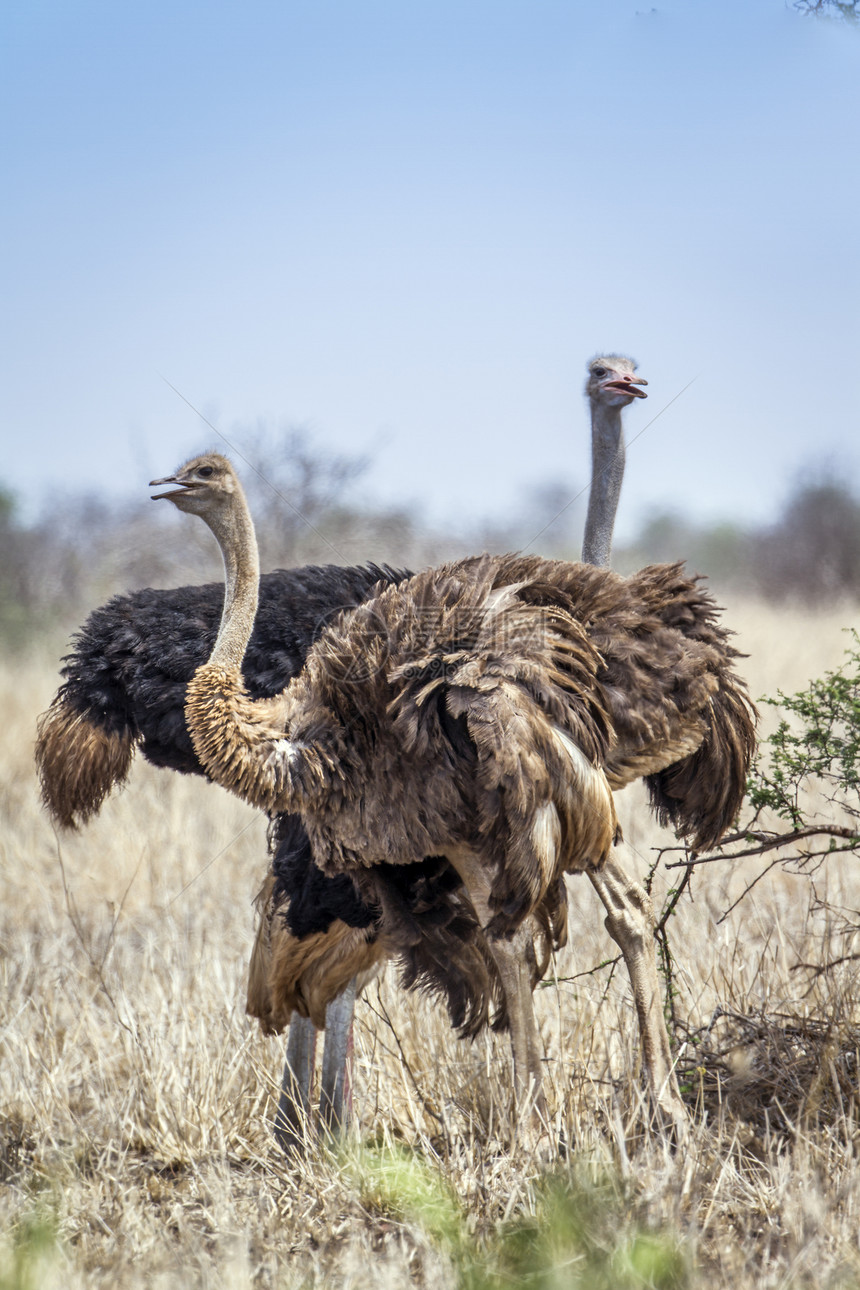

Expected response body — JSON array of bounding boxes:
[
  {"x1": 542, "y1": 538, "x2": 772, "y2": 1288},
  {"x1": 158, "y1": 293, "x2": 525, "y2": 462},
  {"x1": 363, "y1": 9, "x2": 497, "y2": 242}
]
[
  {"x1": 605, "y1": 377, "x2": 648, "y2": 399},
  {"x1": 149, "y1": 473, "x2": 198, "y2": 501}
]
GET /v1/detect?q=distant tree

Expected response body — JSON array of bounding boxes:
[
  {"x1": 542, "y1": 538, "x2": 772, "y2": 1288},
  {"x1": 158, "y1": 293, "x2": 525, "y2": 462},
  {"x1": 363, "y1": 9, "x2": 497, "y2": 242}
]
[
  {"x1": 615, "y1": 511, "x2": 755, "y2": 595},
  {"x1": 793, "y1": 0, "x2": 859, "y2": 20},
  {"x1": 612, "y1": 476, "x2": 860, "y2": 605},
  {"x1": 479, "y1": 479, "x2": 584, "y2": 559},
  {"x1": 0, "y1": 484, "x2": 15, "y2": 527},
  {"x1": 0, "y1": 485, "x2": 45, "y2": 645},
  {"x1": 755, "y1": 480, "x2": 860, "y2": 602},
  {"x1": 236, "y1": 423, "x2": 370, "y2": 569},
  {"x1": 0, "y1": 427, "x2": 467, "y2": 646}
]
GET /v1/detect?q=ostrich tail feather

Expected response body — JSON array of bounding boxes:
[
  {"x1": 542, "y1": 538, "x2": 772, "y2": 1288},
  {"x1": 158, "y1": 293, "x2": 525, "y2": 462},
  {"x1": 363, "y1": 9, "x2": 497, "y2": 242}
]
[
  {"x1": 646, "y1": 676, "x2": 758, "y2": 852},
  {"x1": 247, "y1": 874, "x2": 385, "y2": 1033},
  {"x1": 35, "y1": 697, "x2": 136, "y2": 829}
]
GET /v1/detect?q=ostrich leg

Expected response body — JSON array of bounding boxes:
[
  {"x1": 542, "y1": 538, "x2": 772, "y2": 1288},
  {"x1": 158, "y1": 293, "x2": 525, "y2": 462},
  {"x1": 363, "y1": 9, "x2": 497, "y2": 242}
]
[
  {"x1": 486, "y1": 924, "x2": 546, "y2": 1124},
  {"x1": 274, "y1": 978, "x2": 359, "y2": 1151},
  {"x1": 319, "y1": 977, "x2": 358, "y2": 1137},
  {"x1": 448, "y1": 851, "x2": 545, "y2": 1127},
  {"x1": 588, "y1": 855, "x2": 687, "y2": 1133},
  {"x1": 274, "y1": 1013, "x2": 317, "y2": 1152}
]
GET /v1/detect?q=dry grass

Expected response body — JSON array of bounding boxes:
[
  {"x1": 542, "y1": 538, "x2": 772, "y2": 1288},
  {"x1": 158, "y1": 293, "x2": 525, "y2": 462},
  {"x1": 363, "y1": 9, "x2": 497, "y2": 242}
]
[{"x1": 2, "y1": 599, "x2": 860, "y2": 1288}]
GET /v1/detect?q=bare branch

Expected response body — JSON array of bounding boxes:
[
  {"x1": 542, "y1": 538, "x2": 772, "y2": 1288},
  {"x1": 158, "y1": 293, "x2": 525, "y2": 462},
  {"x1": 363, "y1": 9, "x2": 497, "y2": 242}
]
[{"x1": 664, "y1": 825, "x2": 858, "y2": 870}]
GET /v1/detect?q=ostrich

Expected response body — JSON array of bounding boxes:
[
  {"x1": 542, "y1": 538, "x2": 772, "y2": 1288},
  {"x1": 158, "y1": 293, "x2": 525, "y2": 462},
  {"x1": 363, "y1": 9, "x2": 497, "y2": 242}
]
[
  {"x1": 35, "y1": 561, "x2": 411, "y2": 1144},
  {"x1": 581, "y1": 353, "x2": 685, "y2": 1119},
  {"x1": 154, "y1": 433, "x2": 755, "y2": 1127}
]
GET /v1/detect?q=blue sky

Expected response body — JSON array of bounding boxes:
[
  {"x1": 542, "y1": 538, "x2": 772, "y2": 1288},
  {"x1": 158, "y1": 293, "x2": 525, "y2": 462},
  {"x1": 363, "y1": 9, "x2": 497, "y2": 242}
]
[{"x1": 3, "y1": 0, "x2": 858, "y2": 544}]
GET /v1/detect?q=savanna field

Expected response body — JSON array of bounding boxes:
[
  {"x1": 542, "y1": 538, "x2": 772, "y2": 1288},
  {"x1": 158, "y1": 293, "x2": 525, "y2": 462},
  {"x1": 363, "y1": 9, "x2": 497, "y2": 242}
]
[{"x1": 2, "y1": 599, "x2": 859, "y2": 1289}]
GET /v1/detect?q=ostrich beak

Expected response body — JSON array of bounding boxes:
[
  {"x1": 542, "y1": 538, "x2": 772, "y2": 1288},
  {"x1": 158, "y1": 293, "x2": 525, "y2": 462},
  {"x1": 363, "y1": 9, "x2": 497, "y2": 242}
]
[
  {"x1": 605, "y1": 377, "x2": 648, "y2": 399},
  {"x1": 149, "y1": 473, "x2": 199, "y2": 501}
]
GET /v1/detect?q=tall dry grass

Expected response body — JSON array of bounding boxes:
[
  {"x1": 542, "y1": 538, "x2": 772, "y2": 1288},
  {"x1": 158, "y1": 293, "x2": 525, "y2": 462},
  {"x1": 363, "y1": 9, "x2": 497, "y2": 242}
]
[{"x1": 1, "y1": 599, "x2": 859, "y2": 1288}]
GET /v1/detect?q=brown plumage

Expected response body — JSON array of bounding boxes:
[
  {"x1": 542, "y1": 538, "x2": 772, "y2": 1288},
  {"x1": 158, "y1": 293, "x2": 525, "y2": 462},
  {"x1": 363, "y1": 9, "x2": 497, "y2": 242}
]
[
  {"x1": 494, "y1": 555, "x2": 756, "y2": 852},
  {"x1": 154, "y1": 448, "x2": 756, "y2": 1118},
  {"x1": 185, "y1": 550, "x2": 753, "y2": 878},
  {"x1": 35, "y1": 701, "x2": 136, "y2": 830},
  {"x1": 184, "y1": 555, "x2": 620, "y2": 939}
]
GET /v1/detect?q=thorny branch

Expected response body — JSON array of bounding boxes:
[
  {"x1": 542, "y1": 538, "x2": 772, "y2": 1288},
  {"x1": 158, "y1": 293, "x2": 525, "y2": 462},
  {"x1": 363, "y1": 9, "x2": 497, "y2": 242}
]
[{"x1": 663, "y1": 824, "x2": 858, "y2": 870}]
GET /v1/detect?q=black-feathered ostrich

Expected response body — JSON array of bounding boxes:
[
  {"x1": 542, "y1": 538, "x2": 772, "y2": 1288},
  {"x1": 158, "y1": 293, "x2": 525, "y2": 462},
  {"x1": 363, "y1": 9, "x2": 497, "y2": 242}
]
[
  {"x1": 37, "y1": 558, "x2": 564, "y2": 1141},
  {"x1": 35, "y1": 562, "x2": 411, "y2": 1143},
  {"x1": 153, "y1": 373, "x2": 755, "y2": 1128}
]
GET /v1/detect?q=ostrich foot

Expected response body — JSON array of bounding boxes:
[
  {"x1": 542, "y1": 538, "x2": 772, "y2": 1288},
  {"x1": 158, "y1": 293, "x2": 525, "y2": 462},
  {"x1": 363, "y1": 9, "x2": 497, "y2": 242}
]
[{"x1": 648, "y1": 1075, "x2": 689, "y2": 1142}]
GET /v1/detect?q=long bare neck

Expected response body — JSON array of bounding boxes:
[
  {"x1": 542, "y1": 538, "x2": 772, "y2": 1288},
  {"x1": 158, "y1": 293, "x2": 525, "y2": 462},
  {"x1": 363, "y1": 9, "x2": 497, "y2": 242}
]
[
  {"x1": 581, "y1": 400, "x2": 625, "y2": 568},
  {"x1": 205, "y1": 495, "x2": 260, "y2": 670},
  {"x1": 183, "y1": 481, "x2": 325, "y2": 817}
]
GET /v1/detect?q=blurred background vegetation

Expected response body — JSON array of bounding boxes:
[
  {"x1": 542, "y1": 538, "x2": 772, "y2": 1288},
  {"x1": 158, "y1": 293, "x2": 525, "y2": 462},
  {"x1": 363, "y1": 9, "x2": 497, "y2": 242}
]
[{"x1": 2, "y1": 427, "x2": 859, "y2": 650}]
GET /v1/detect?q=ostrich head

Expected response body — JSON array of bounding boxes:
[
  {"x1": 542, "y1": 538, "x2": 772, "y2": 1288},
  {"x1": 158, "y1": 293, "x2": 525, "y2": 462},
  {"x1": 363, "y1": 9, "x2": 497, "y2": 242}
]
[
  {"x1": 585, "y1": 355, "x2": 648, "y2": 408},
  {"x1": 581, "y1": 354, "x2": 647, "y2": 568},
  {"x1": 152, "y1": 451, "x2": 259, "y2": 668},
  {"x1": 150, "y1": 452, "x2": 240, "y2": 517},
  {"x1": 151, "y1": 450, "x2": 257, "y2": 586}
]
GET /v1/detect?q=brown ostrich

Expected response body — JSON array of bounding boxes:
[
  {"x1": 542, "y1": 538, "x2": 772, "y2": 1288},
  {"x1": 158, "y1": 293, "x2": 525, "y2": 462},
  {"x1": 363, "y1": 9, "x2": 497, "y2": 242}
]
[
  {"x1": 151, "y1": 419, "x2": 755, "y2": 1129},
  {"x1": 262, "y1": 353, "x2": 696, "y2": 1135},
  {"x1": 222, "y1": 353, "x2": 755, "y2": 1134}
]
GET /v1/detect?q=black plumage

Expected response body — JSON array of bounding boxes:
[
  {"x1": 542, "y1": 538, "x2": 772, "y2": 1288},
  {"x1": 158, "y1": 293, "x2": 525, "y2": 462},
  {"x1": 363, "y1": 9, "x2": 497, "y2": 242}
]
[{"x1": 269, "y1": 814, "x2": 375, "y2": 937}]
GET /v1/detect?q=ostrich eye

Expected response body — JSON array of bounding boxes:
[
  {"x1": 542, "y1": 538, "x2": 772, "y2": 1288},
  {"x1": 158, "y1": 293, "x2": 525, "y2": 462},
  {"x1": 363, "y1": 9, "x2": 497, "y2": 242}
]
[
  {"x1": 197, "y1": 466, "x2": 214, "y2": 478},
  {"x1": 592, "y1": 366, "x2": 607, "y2": 377}
]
